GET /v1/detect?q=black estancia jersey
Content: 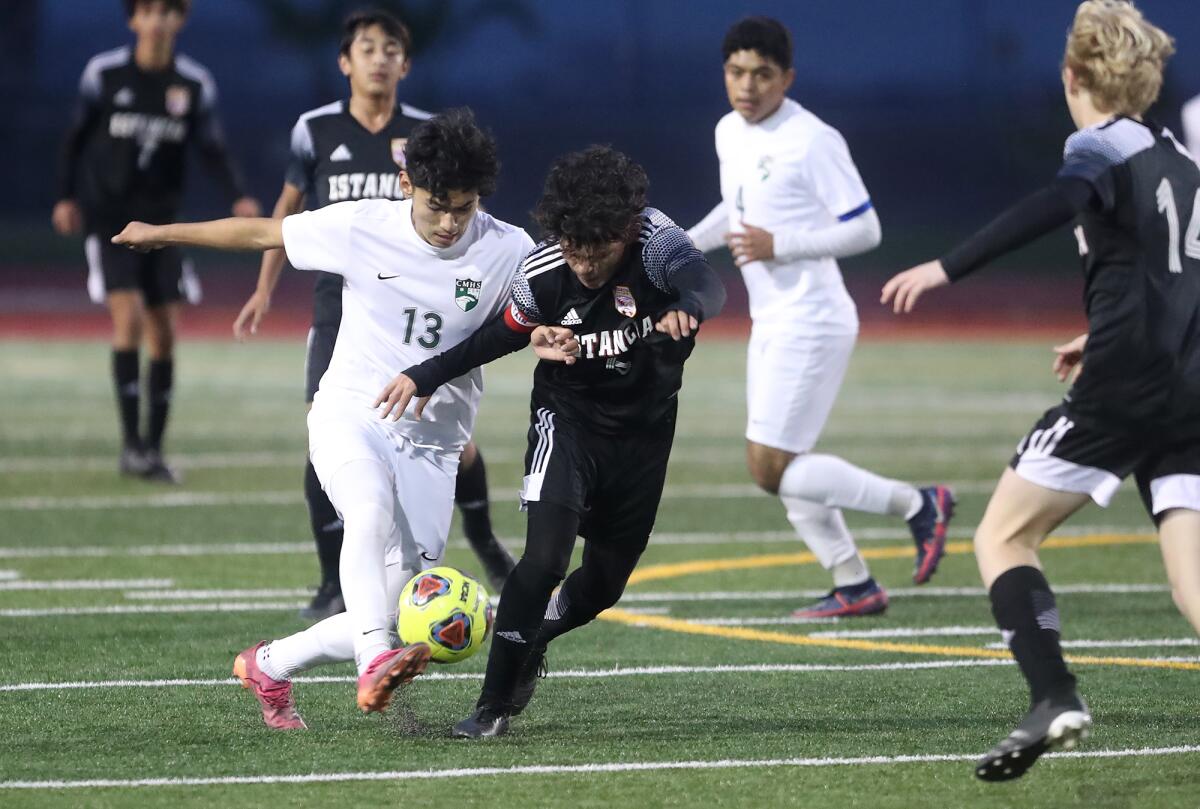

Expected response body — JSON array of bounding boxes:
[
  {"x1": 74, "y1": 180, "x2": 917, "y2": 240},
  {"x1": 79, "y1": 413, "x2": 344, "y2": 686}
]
[
  {"x1": 404, "y1": 208, "x2": 726, "y2": 435},
  {"x1": 285, "y1": 100, "x2": 431, "y2": 327},
  {"x1": 1057, "y1": 118, "x2": 1200, "y2": 432},
  {"x1": 57, "y1": 46, "x2": 247, "y2": 235},
  {"x1": 506, "y1": 210, "x2": 710, "y2": 433}
]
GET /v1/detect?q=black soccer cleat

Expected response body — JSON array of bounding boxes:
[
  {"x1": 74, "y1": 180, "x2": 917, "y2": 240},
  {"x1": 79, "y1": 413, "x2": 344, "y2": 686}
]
[
  {"x1": 300, "y1": 580, "x2": 346, "y2": 621},
  {"x1": 509, "y1": 647, "x2": 548, "y2": 716},
  {"x1": 119, "y1": 446, "x2": 151, "y2": 477},
  {"x1": 909, "y1": 485, "x2": 955, "y2": 585},
  {"x1": 453, "y1": 704, "x2": 511, "y2": 739},
  {"x1": 140, "y1": 449, "x2": 182, "y2": 484},
  {"x1": 975, "y1": 693, "x2": 1091, "y2": 782}
]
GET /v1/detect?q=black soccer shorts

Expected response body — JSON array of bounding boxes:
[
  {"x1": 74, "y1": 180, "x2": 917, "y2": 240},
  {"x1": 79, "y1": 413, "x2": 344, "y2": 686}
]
[
  {"x1": 520, "y1": 406, "x2": 676, "y2": 550},
  {"x1": 1009, "y1": 401, "x2": 1200, "y2": 520},
  {"x1": 85, "y1": 234, "x2": 191, "y2": 307}
]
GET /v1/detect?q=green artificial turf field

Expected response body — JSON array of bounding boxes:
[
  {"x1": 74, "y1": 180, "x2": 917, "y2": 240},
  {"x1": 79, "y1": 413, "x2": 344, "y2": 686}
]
[{"x1": 0, "y1": 337, "x2": 1197, "y2": 808}]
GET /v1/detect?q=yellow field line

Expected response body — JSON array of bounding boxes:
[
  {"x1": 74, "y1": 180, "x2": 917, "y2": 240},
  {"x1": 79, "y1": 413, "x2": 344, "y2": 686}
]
[
  {"x1": 627, "y1": 533, "x2": 1157, "y2": 586},
  {"x1": 608, "y1": 531, "x2": 1198, "y2": 672},
  {"x1": 599, "y1": 608, "x2": 1200, "y2": 672}
]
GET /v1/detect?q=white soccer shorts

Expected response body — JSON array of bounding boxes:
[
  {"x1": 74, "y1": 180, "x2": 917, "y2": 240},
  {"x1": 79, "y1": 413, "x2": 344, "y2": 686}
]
[
  {"x1": 307, "y1": 391, "x2": 458, "y2": 571},
  {"x1": 745, "y1": 327, "x2": 857, "y2": 454}
]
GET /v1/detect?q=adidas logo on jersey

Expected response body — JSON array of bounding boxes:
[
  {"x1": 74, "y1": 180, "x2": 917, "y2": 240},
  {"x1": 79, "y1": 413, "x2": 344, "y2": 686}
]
[
  {"x1": 330, "y1": 143, "x2": 353, "y2": 162},
  {"x1": 114, "y1": 87, "x2": 134, "y2": 107},
  {"x1": 561, "y1": 308, "x2": 582, "y2": 325}
]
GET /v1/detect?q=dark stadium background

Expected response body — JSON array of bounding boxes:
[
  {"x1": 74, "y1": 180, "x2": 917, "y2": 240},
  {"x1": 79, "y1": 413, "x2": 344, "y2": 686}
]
[{"x1": 3, "y1": 0, "x2": 1198, "y2": 336}]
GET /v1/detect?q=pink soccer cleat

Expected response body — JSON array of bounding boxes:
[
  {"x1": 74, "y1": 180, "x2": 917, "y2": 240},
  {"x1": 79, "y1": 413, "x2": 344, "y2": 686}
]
[
  {"x1": 356, "y1": 644, "x2": 431, "y2": 713},
  {"x1": 232, "y1": 641, "x2": 307, "y2": 730}
]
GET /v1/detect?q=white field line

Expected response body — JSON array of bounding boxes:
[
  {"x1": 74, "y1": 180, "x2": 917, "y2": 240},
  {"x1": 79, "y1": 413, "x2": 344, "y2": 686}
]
[
  {"x1": 0, "y1": 660, "x2": 1021, "y2": 693},
  {"x1": 807, "y1": 625, "x2": 998, "y2": 638},
  {"x1": 4, "y1": 745, "x2": 1200, "y2": 790},
  {"x1": 984, "y1": 638, "x2": 1200, "y2": 650},
  {"x1": 124, "y1": 588, "x2": 312, "y2": 600},
  {"x1": 0, "y1": 602, "x2": 307, "y2": 618},
  {"x1": 0, "y1": 443, "x2": 1028, "y2": 474},
  {"x1": 0, "y1": 524, "x2": 1156, "y2": 561},
  {"x1": 0, "y1": 578, "x2": 173, "y2": 592},
  {"x1": 0, "y1": 481, "x2": 1018, "y2": 511},
  {"x1": 0, "y1": 583, "x2": 1172, "y2": 618},
  {"x1": 618, "y1": 583, "x2": 1171, "y2": 603},
  {"x1": 0, "y1": 570, "x2": 18, "y2": 581}
]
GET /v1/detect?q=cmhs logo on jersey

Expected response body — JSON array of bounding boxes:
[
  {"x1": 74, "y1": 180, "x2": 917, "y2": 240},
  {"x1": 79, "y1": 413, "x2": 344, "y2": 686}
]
[
  {"x1": 165, "y1": 85, "x2": 191, "y2": 117},
  {"x1": 455, "y1": 278, "x2": 482, "y2": 312},
  {"x1": 613, "y1": 285, "x2": 637, "y2": 317},
  {"x1": 391, "y1": 138, "x2": 408, "y2": 169}
]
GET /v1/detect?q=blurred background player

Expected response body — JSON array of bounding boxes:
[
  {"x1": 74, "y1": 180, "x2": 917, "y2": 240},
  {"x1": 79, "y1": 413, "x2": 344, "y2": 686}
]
[
  {"x1": 376, "y1": 146, "x2": 726, "y2": 737},
  {"x1": 686, "y1": 17, "x2": 954, "y2": 618},
  {"x1": 1183, "y1": 93, "x2": 1200, "y2": 161},
  {"x1": 231, "y1": 9, "x2": 516, "y2": 620},
  {"x1": 114, "y1": 109, "x2": 534, "y2": 727},
  {"x1": 883, "y1": 0, "x2": 1196, "y2": 781},
  {"x1": 52, "y1": 0, "x2": 259, "y2": 482}
]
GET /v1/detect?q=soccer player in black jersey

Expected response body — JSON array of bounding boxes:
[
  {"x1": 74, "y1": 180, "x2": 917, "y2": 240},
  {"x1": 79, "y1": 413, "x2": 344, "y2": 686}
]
[
  {"x1": 883, "y1": 0, "x2": 1198, "y2": 782},
  {"x1": 52, "y1": 0, "x2": 259, "y2": 482},
  {"x1": 374, "y1": 146, "x2": 726, "y2": 738},
  {"x1": 231, "y1": 10, "x2": 515, "y2": 619}
]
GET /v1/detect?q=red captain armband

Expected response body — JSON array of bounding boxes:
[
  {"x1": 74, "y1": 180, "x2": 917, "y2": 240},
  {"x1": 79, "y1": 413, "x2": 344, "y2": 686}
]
[{"x1": 504, "y1": 301, "x2": 538, "y2": 333}]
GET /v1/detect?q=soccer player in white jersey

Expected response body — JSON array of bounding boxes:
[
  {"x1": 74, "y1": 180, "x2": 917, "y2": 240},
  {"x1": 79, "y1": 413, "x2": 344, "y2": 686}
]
[
  {"x1": 1183, "y1": 93, "x2": 1200, "y2": 160},
  {"x1": 113, "y1": 110, "x2": 535, "y2": 728},
  {"x1": 686, "y1": 17, "x2": 955, "y2": 618}
]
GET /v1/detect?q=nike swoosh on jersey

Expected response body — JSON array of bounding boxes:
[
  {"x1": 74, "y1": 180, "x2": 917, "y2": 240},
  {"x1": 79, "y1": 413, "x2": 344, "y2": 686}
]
[
  {"x1": 377, "y1": 273, "x2": 400, "y2": 280},
  {"x1": 420, "y1": 551, "x2": 438, "y2": 562}
]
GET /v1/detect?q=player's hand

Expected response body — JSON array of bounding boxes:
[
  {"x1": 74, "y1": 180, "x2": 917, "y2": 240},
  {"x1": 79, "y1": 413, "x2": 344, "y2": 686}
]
[
  {"x1": 51, "y1": 200, "x2": 83, "y2": 236},
  {"x1": 111, "y1": 222, "x2": 166, "y2": 252},
  {"x1": 531, "y1": 326, "x2": 580, "y2": 365},
  {"x1": 233, "y1": 289, "x2": 271, "y2": 341},
  {"x1": 231, "y1": 196, "x2": 262, "y2": 218},
  {"x1": 374, "y1": 373, "x2": 430, "y2": 421},
  {"x1": 1052, "y1": 333, "x2": 1088, "y2": 383},
  {"x1": 725, "y1": 222, "x2": 775, "y2": 266},
  {"x1": 880, "y1": 260, "x2": 950, "y2": 313},
  {"x1": 655, "y1": 309, "x2": 698, "y2": 340}
]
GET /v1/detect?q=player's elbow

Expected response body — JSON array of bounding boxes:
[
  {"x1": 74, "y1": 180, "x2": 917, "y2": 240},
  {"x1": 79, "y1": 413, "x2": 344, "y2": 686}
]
[{"x1": 859, "y1": 208, "x2": 882, "y2": 253}]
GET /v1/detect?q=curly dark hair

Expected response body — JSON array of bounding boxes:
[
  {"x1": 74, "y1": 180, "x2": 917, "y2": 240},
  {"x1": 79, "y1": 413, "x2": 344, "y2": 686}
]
[
  {"x1": 404, "y1": 108, "x2": 499, "y2": 199},
  {"x1": 533, "y1": 146, "x2": 648, "y2": 246}
]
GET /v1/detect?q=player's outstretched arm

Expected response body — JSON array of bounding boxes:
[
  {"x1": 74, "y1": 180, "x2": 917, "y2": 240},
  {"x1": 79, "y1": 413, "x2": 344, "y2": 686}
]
[
  {"x1": 113, "y1": 218, "x2": 284, "y2": 253},
  {"x1": 882, "y1": 177, "x2": 1096, "y2": 315},
  {"x1": 234, "y1": 183, "x2": 306, "y2": 340},
  {"x1": 375, "y1": 308, "x2": 534, "y2": 421}
]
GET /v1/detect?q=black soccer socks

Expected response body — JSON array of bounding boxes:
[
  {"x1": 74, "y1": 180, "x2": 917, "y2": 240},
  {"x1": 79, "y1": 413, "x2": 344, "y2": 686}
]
[
  {"x1": 112, "y1": 349, "x2": 140, "y2": 449},
  {"x1": 146, "y1": 358, "x2": 173, "y2": 452},
  {"x1": 455, "y1": 449, "x2": 496, "y2": 545},
  {"x1": 989, "y1": 565, "x2": 1077, "y2": 703}
]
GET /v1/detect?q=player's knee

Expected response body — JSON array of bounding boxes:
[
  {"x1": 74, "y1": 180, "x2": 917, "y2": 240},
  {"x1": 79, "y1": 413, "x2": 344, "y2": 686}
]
[
  {"x1": 341, "y1": 500, "x2": 393, "y2": 544},
  {"x1": 512, "y1": 556, "x2": 568, "y2": 595},
  {"x1": 747, "y1": 455, "x2": 785, "y2": 494}
]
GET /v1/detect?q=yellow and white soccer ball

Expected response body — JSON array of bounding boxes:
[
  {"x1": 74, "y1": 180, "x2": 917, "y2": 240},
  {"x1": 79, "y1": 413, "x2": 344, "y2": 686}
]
[{"x1": 397, "y1": 566, "x2": 493, "y2": 664}]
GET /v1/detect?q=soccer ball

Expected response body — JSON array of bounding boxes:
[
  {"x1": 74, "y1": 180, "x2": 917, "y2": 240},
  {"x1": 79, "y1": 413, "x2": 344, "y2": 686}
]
[{"x1": 397, "y1": 566, "x2": 493, "y2": 664}]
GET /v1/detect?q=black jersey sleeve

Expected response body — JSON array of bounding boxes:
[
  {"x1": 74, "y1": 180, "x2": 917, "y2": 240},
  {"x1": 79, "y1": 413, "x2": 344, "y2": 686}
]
[
  {"x1": 56, "y1": 61, "x2": 104, "y2": 201},
  {"x1": 939, "y1": 177, "x2": 1095, "y2": 281},
  {"x1": 190, "y1": 70, "x2": 247, "y2": 201},
  {"x1": 403, "y1": 312, "x2": 532, "y2": 396},
  {"x1": 640, "y1": 208, "x2": 726, "y2": 321}
]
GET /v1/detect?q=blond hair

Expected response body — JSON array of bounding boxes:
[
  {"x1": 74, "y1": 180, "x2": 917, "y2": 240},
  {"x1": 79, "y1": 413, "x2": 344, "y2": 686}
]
[{"x1": 1064, "y1": 0, "x2": 1174, "y2": 116}]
